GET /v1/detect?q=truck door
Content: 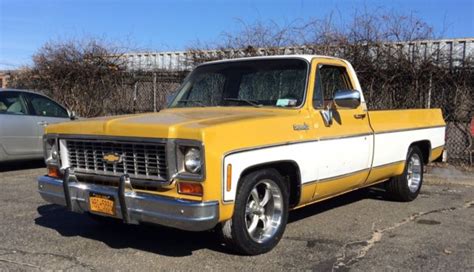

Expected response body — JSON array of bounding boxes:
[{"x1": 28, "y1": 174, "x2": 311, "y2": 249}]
[{"x1": 309, "y1": 60, "x2": 374, "y2": 199}]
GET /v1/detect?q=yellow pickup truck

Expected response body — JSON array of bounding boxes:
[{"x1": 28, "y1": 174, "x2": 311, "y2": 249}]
[{"x1": 38, "y1": 55, "x2": 445, "y2": 255}]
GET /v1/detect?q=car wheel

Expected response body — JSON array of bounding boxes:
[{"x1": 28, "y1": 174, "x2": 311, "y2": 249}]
[
  {"x1": 386, "y1": 146, "x2": 424, "y2": 202},
  {"x1": 219, "y1": 168, "x2": 289, "y2": 255}
]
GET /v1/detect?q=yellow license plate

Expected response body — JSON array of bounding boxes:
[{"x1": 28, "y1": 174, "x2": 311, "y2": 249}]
[{"x1": 89, "y1": 193, "x2": 115, "y2": 216}]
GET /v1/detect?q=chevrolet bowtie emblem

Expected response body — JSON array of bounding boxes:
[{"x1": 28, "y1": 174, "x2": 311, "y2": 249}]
[{"x1": 103, "y1": 153, "x2": 122, "y2": 164}]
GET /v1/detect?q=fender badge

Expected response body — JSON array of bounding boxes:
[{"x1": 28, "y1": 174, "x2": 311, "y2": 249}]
[
  {"x1": 293, "y1": 123, "x2": 309, "y2": 131},
  {"x1": 103, "y1": 153, "x2": 123, "y2": 164}
]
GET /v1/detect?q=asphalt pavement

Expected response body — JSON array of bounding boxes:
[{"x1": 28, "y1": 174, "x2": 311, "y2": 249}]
[{"x1": 0, "y1": 161, "x2": 473, "y2": 271}]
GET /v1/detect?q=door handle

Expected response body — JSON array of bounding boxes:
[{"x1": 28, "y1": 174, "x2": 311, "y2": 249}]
[
  {"x1": 354, "y1": 113, "x2": 366, "y2": 119},
  {"x1": 37, "y1": 121, "x2": 49, "y2": 127}
]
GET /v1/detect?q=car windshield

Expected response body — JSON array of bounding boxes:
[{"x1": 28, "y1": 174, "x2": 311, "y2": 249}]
[{"x1": 169, "y1": 59, "x2": 308, "y2": 108}]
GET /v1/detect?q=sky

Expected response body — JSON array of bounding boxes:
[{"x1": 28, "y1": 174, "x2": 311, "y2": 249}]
[{"x1": 1, "y1": 0, "x2": 473, "y2": 69}]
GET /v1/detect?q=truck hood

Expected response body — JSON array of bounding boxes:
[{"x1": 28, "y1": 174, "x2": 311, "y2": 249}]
[{"x1": 46, "y1": 107, "x2": 300, "y2": 140}]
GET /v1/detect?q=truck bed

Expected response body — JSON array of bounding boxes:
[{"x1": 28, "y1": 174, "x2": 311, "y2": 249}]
[{"x1": 366, "y1": 108, "x2": 445, "y2": 183}]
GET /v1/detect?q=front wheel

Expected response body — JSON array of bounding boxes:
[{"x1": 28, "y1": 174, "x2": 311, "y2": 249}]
[
  {"x1": 385, "y1": 146, "x2": 424, "y2": 201},
  {"x1": 219, "y1": 168, "x2": 289, "y2": 255}
]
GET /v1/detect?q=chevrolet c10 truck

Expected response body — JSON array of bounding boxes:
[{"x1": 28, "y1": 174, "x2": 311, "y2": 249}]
[{"x1": 38, "y1": 55, "x2": 445, "y2": 255}]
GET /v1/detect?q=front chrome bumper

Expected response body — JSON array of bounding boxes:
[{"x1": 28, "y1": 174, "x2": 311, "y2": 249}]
[{"x1": 37, "y1": 172, "x2": 219, "y2": 231}]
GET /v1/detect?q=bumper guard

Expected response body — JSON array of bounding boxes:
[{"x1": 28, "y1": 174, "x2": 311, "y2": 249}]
[{"x1": 38, "y1": 169, "x2": 219, "y2": 231}]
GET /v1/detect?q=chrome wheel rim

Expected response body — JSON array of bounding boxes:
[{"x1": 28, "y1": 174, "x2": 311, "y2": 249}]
[
  {"x1": 407, "y1": 153, "x2": 422, "y2": 193},
  {"x1": 245, "y1": 179, "x2": 283, "y2": 243}
]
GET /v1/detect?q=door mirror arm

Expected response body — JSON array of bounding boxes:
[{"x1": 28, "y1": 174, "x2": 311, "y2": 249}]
[{"x1": 320, "y1": 103, "x2": 333, "y2": 127}]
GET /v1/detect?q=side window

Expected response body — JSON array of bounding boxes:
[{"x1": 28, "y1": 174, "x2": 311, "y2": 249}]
[
  {"x1": 0, "y1": 92, "x2": 28, "y2": 115},
  {"x1": 313, "y1": 65, "x2": 352, "y2": 108},
  {"x1": 27, "y1": 94, "x2": 69, "y2": 118}
]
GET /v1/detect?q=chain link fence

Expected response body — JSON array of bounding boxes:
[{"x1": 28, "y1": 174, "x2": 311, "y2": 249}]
[
  {"x1": 445, "y1": 122, "x2": 472, "y2": 164},
  {"x1": 73, "y1": 71, "x2": 185, "y2": 115}
]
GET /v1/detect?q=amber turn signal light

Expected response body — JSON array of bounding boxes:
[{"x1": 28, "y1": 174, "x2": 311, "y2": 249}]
[
  {"x1": 226, "y1": 164, "x2": 232, "y2": 192},
  {"x1": 177, "y1": 182, "x2": 203, "y2": 196},
  {"x1": 47, "y1": 166, "x2": 62, "y2": 178}
]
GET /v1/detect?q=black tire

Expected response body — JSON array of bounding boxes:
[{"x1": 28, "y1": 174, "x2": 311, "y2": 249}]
[
  {"x1": 219, "y1": 168, "x2": 289, "y2": 255},
  {"x1": 385, "y1": 146, "x2": 424, "y2": 202}
]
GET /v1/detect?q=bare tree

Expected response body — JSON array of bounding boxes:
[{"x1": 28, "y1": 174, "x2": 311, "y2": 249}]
[{"x1": 9, "y1": 39, "x2": 132, "y2": 117}]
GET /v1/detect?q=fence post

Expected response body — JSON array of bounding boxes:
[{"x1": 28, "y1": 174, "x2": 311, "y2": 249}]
[
  {"x1": 133, "y1": 80, "x2": 137, "y2": 113},
  {"x1": 153, "y1": 72, "x2": 157, "y2": 112},
  {"x1": 427, "y1": 73, "x2": 432, "y2": 109}
]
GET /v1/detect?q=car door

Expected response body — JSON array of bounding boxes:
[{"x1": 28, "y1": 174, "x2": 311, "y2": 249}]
[
  {"x1": 23, "y1": 93, "x2": 71, "y2": 153},
  {"x1": 309, "y1": 59, "x2": 374, "y2": 199},
  {"x1": 0, "y1": 91, "x2": 39, "y2": 157}
]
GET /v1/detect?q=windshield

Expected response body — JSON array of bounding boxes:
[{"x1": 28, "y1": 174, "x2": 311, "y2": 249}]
[{"x1": 169, "y1": 59, "x2": 308, "y2": 108}]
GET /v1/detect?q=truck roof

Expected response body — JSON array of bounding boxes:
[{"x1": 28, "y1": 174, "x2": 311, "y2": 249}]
[{"x1": 199, "y1": 55, "x2": 344, "y2": 66}]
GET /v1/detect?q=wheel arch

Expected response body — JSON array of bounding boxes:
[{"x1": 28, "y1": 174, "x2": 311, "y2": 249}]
[
  {"x1": 409, "y1": 140, "x2": 431, "y2": 164},
  {"x1": 238, "y1": 160, "x2": 302, "y2": 208}
]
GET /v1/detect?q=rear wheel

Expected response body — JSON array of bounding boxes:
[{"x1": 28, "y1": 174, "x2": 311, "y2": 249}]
[
  {"x1": 220, "y1": 168, "x2": 289, "y2": 255},
  {"x1": 386, "y1": 146, "x2": 424, "y2": 201}
]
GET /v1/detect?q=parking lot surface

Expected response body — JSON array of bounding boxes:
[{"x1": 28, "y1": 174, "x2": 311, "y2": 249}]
[{"x1": 0, "y1": 162, "x2": 473, "y2": 271}]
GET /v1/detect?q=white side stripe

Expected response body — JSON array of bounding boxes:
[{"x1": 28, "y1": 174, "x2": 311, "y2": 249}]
[{"x1": 222, "y1": 126, "x2": 444, "y2": 203}]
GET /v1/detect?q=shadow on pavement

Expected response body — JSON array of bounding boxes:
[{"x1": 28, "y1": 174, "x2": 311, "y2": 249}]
[
  {"x1": 0, "y1": 159, "x2": 44, "y2": 172},
  {"x1": 35, "y1": 187, "x2": 389, "y2": 256},
  {"x1": 35, "y1": 204, "x2": 227, "y2": 257},
  {"x1": 289, "y1": 187, "x2": 388, "y2": 223}
]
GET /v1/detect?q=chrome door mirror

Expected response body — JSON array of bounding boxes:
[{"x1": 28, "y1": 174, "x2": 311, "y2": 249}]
[{"x1": 333, "y1": 90, "x2": 361, "y2": 109}]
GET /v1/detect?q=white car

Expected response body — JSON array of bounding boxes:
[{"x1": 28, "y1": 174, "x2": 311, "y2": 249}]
[{"x1": 0, "y1": 89, "x2": 74, "y2": 162}]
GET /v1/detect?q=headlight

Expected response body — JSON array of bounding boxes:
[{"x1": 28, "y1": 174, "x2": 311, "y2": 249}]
[
  {"x1": 184, "y1": 148, "x2": 202, "y2": 173},
  {"x1": 174, "y1": 140, "x2": 205, "y2": 181},
  {"x1": 43, "y1": 136, "x2": 59, "y2": 166}
]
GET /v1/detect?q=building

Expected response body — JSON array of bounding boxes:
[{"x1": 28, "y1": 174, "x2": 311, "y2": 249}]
[{"x1": 122, "y1": 38, "x2": 474, "y2": 71}]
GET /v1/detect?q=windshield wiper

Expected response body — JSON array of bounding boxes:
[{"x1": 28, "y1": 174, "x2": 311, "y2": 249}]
[
  {"x1": 224, "y1": 98, "x2": 262, "y2": 107},
  {"x1": 177, "y1": 100, "x2": 206, "y2": 107}
]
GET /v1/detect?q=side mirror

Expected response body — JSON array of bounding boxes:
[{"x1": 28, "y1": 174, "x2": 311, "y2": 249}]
[
  {"x1": 68, "y1": 110, "x2": 77, "y2": 120},
  {"x1": 333, "y1": 90, "x2": 361, "y2": 109}
]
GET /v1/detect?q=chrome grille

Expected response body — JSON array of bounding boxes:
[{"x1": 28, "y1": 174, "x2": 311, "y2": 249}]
[{"x1": 65, "y1": 139, "x2": 168, "y2": 181}]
